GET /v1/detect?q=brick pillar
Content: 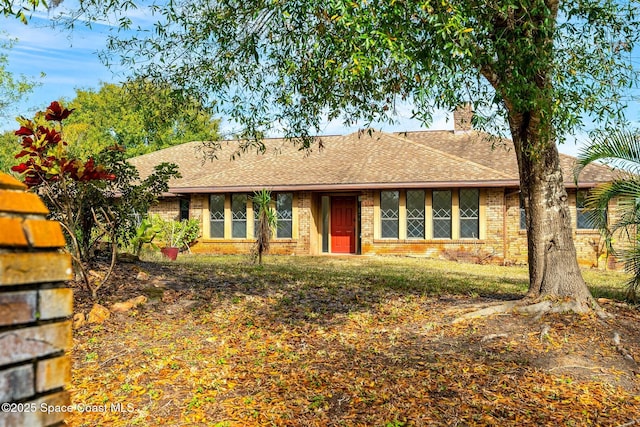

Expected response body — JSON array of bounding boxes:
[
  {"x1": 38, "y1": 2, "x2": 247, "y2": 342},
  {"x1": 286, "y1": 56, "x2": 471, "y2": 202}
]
[
  {"x1": 0, "y1": 173, "x2": 73, "y2": 427},
  {"x1": 359, "y1": 191, "x2": 375, "y2": 253}
]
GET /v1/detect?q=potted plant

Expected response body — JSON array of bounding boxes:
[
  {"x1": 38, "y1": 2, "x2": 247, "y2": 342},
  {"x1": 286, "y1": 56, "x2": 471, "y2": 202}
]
[{"x1": 152, "y1": 215, "x2": 200, "y2": 260}]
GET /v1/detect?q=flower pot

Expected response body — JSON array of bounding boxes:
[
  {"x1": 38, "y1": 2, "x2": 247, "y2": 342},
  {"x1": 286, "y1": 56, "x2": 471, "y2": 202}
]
[{"x1": 160, "y1": 247, "x2": 179, "y2": 261}]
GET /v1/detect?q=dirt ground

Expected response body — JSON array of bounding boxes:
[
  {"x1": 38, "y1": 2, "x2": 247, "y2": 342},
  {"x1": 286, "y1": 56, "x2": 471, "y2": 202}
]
[{"x1": 67, "y1": 258, "x2": 640, "y2": 426}]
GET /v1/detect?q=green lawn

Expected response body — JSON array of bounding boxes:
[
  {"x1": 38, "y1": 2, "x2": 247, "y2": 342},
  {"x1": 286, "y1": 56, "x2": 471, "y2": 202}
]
[{"x1": 173, "y1": 254, "x2": 631, "y2": 301}]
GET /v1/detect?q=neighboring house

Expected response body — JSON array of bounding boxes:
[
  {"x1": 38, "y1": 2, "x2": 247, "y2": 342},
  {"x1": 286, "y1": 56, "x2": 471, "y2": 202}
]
[{"x1": 128, "y1": 108, "x2": 618, "y2": 267}]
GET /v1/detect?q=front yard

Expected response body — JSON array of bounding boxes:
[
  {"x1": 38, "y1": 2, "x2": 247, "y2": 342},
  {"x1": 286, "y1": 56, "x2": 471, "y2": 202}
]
[{"x1": 67, "y1": 256, "x2": 639, "y2": 426}]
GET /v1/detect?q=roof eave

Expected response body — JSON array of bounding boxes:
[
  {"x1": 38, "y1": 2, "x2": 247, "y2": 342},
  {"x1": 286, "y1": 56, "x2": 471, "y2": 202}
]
[
  {"x1": 168, "y1": 180, "x2": 524, "y2": 193},
  {"x1": 159, "y1": 179, "x2": 606, "y2": 196}
]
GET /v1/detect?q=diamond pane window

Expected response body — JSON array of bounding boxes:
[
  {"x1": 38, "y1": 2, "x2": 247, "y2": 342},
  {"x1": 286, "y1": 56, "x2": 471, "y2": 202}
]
[
  {"x1": 231, "y1": 194, "x2": 247, "y2": 238},
  {"x1": 432, "y1": 190, "x2": 451, "y2": 239},
  {"x1": 277, "y1": 193, "x2": 293, "y2": 238},
  {"x1": 209, "y1": 194, "x2": 225, "y2": 238},
  {"x1": 577, "y1": 190, "x2": 605, "y2": 229},
  {"x1": 459, "y1": 189, "x2": 479, "y2": 239},
  {"x1": 179, "y1": 198, "x2": 190, "y2": 221},
  {"x1": 380, "y1": 191, "x2": 399, "y2": 238},
  {"x1": 406, "y1": 190, "x2": 425, "y2": 239}
]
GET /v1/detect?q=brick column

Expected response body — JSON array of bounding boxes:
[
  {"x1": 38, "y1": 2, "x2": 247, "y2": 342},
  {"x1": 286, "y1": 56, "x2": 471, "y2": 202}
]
[{"x1": 0, "y1": 173, "x2": 73, "y2": 427}]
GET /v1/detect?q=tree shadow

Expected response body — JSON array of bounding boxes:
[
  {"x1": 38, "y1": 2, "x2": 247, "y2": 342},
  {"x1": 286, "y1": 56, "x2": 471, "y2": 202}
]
[
  {"x1": 72, "y1": 256, "x2": 640, "y2": 426},
  {"x1": 136, "y1": 256, "x2": 529, "y2": 327}
]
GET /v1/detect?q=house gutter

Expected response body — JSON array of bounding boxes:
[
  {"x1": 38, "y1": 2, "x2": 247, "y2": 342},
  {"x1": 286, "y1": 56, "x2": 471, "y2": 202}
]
[
  {"x1": 165, "y1": 179, "x2": 602, "y2": 195},
  {"x1": 168, "y1": 180, "x2": 522, "y2": 194}
]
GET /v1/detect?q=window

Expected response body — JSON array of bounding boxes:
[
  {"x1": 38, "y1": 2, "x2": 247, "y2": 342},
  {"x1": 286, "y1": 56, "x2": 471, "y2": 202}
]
[
  {"x1": 520, "y1": 195, "x2": 527, "y2": 230},
  {"x1": 432, "y1": 190, "x2": 452, "y2": 239},
  {"x1": 380, "y1": 191, "x2": 399, "y2": 238},
  {"x1": 231, "y1": 194, "x2": 247, "y2": 238},
  {"x1": 179, "y1": 198, "x2": 190, "y2": 221},
  {"x1": 577, "y1": 190, "x2": 604, "y2": 229},
  {"x1": 209, "y1": 194, "x2": 225, "y2": 238},
  {"x1": 406, "y1": 190, "x2": 425, "y2": 239},
  {"x1": 459, "y1": 189, "x2": 479, "y2": 238},
  {"x1": 276, "y1": 193, "x2": 293, "y2": 238}
]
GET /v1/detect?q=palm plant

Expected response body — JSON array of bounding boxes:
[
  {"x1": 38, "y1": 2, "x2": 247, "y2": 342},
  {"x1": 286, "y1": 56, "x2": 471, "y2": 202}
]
[
  {"x1": 575, "y1": 129, "x2": 640, "y2": 301},
  {"x1": 252, "y1": 189, "x2": 277, "y2": 265}
]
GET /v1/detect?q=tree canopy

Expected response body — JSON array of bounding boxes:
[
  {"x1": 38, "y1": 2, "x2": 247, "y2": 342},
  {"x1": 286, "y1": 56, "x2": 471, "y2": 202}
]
[
  {"x1": 0, "y1": 31, "x2": 39, "y2": 172},
  {"x1": 65, "y1": 0, "x2": 638, "y2": 143},
  {"x1": 0, "y1": 81, "x2": 219, "y2": 171},
  {"x1": 62, "y1": 81, "x2": 220, "y2": 159},
  {"x1": 0, "y1": 130, "x2": 19, "y2": 172},
  {"x1": 0, "y1": 0, "x2": 48, "y2": 22}
]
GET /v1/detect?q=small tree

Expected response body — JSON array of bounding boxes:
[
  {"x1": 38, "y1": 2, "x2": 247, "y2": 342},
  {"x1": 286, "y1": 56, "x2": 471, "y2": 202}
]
[
  {"x1": 575, "y1": 129, "x2": 640, "y2": 301},
  {"x1": 10, "y1": 101, "x2": 180, "y2": 299},
  {"x1": 252, "y1": 189, "x2": 277, "y2": 265},
  {"x1": 88, "y1": 144, "x2": 181, "y2": 257},
  {"x1": 11, "y1": 101, "x2": 115, "y2": 294},
  {"x1": 151, "y1": 215, "x2": 200, "y2": 250}
]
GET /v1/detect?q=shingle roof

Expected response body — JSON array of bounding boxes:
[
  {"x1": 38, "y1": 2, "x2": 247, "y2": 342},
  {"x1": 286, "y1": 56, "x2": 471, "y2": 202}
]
[
  {"x1": 127, "y1": 129, "x2": 616, "y2": 194},
  {"x1": 400, "y1": 130, "x2": 616, "y2": 185}
]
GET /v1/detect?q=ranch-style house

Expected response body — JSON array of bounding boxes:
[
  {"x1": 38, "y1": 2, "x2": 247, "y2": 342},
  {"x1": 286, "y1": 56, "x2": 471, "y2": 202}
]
[{"x1": 128, "y1": 108, "x2": 617, "y2": 267}]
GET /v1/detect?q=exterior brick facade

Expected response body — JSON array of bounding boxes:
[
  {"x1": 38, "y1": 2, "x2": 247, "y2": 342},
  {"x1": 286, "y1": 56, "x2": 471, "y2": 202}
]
[
  {"x1": 128, "y1": 125, "x2": 618, "y2": 267},
  {"x1": 152, "y1": 186, "x2": 615, "y2": 268},
  {"x1": 0, "y1": 173, "x2": 73, "y2": 427}
]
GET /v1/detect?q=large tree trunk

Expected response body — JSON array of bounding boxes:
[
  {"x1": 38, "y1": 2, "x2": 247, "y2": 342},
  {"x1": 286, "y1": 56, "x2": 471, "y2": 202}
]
[
  {"x1": 474, "y1": 1, "x2": 598, "y2": 312},
  {"x1": 508, "y1": 110, "x2": 595, "y2": 309}
]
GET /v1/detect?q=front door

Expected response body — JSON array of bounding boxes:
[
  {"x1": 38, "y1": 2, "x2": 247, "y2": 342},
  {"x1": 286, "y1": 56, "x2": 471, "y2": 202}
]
[{"x1": 331, "y1": 196, "x2": 356, "y2": 253}]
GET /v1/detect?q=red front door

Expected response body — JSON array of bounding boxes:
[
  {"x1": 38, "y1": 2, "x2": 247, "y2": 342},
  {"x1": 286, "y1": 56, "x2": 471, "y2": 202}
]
[{"x1": 331, "y1": 197, "x2": 356, "y2": 253}]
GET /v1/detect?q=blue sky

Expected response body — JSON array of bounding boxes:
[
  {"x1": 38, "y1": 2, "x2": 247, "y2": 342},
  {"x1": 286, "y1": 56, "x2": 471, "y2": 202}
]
[
  {"x1": 1, "y1": 8, "x2": 638, "y2": 157},
  {"x1": 0, "y1": 10, "x2": 442, "y2": 140},
  {"x1": 0, "y1": 11, "x2": 124, "y2": 123}
]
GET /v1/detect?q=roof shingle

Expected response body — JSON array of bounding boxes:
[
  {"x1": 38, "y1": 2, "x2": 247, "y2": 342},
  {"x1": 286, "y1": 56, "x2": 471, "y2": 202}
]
[{"x1": 127, "y1": 129, "x2": 615, "y2": 193}]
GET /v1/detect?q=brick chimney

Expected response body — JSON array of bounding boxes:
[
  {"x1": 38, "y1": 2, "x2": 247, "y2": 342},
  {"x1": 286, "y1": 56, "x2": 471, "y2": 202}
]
[{"x1": 453, "y1": 103, "x2": 473, "y2": 133}]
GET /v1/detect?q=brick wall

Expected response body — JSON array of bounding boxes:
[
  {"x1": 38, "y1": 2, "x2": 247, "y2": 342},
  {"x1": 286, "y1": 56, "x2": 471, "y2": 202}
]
[
  {"x1": 189, "y1": 195, "x2": 205, "y2": 223},
  {"x1": 166, "y1": 189, "x2": 619, "y2": 267},
  {"x1": 0, "y1": 173, "x2": 73, "y2": 427},
  {"x1": 504, "y1": 192, "x2": 528, "y2": 264},
  {"x1": 484, "y1": 188, "x2": 507, "y2": 261},
  {"x1": 148, "y1": 199, "x2": 180, "y2": 221},
  {"x1": 504, "y1": 190, "x2": 618, "y2": 268},
  {"x1": 295, "y1": 192, "x2": 312, "y2": 254},
  {"x1": 360, "y1": 191, "x2": 375, "y2": 252}
]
